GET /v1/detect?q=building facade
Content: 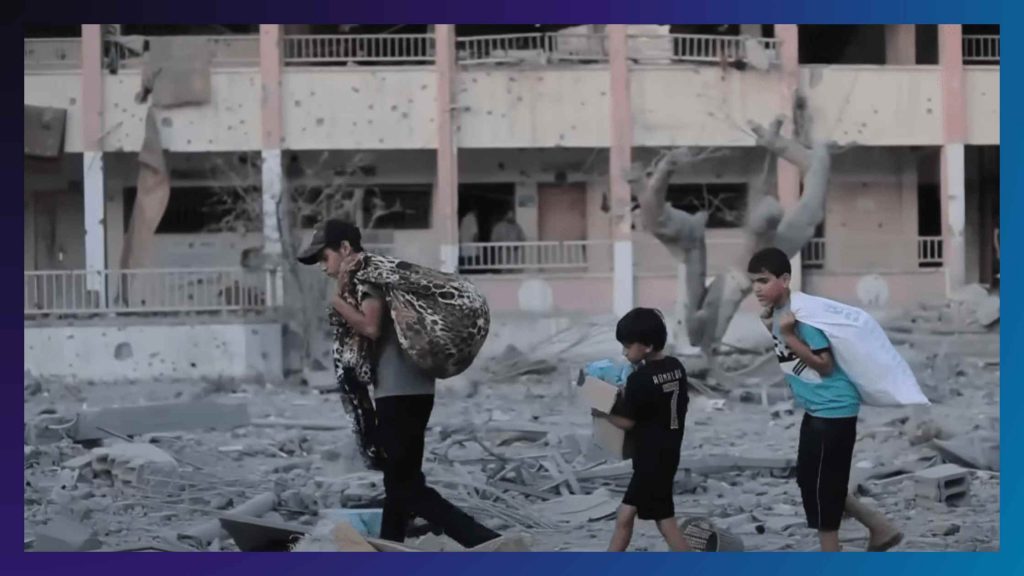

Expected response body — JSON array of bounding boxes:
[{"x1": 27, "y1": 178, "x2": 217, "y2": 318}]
[{"x1": 24, "y1": 24, "x2": 1000, "y2": 381}]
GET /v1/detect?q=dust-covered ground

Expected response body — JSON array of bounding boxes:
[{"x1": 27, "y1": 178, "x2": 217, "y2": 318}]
[{"x1": 23, "y1": 311, "x2": 999, "y2": 552}]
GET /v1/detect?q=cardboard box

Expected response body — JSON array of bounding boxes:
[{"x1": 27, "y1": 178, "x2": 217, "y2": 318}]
[{"x1": 578, "y1": 375, "x2": 635, "y2": 460}]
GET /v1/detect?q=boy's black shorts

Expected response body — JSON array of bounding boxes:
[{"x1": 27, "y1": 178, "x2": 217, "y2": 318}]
[
  {"x1": 796, "y1": 413, "x2": 858, "y2": 531},
  {"x1": 622, "y1": 429, "x2": 684, "y2": 520}
]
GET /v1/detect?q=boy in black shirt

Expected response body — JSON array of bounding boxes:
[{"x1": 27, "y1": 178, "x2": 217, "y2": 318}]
[{"x1": 605, "y1": 307, "x2": 692, "y2": 552}]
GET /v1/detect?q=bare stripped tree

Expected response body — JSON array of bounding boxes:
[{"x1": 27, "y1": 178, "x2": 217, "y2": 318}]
[
  {"x1": 206, "y1": 151, "x2": 410, "y2": 372},
  {"x1": 630, "y1": 114, "x2": 831, "y2": 369}
]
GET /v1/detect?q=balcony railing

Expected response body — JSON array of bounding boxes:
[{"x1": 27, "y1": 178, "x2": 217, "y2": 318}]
[
  {"x1": 283, "y1": 34, "x2": 435, "y2": 65},
  {"x1": 457, "y1": 33, "x2": 608, "y2": 65},
  {"x1": 918, "y1": 237, "x2": 944, "y2": 267},
  {"x1": 963, "y1": 35, "x2": 1000, "y2": 64},
  {"x1": 458, "y1": 241, "x2": 611, "y2": 272},
  {"x1": 802, "y1": 238, "x2": 826, "y2": 268},
  {"x1": 24, "y1": 267, "x2": 282, "y2": 317},
  {"x1": 630, "y1": 34, "x2": 780, "y2": 65}
]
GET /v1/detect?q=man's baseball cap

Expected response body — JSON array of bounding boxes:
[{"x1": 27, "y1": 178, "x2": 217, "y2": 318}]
[{"x1": 296, "y1": 219, "x2": 362, "y2": 265}]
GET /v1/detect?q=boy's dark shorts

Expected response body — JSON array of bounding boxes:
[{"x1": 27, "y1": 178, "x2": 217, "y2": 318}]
[
  {"x1": 796, "y1": 413, "x2": 858, "y2": 531},
  {"x1": 622, "y1": 430, "x2": 683, "y2": 521}
]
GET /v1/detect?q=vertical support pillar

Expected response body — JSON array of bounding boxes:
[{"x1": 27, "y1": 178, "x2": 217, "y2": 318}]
[
  {"x1": 939, "y1": 25, "x2": 967, "y2": 294},
  {"x1": 82, "y1": 25, "x2": 106, "y2": 303},
  {"x1": 260, "y1": 25, "x2": 285, "y2": 304},
  {"x1": 608, "y1": 25, "x2": 634, "y2": 316},
  {"x1": 435, "y1": 25, "x2": 459, "y2": 273}
]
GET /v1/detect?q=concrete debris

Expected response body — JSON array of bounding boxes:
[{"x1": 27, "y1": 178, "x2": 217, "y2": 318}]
[
  {"x1": 680, "y1": 517, "x2": 744, "y2": 552},
  {"x1": 139, "y1": 37, "x2": 213, "y2": 108},
  {"x1": 22, "y1": 315, "x2": 998, "y2": 552},
  {"x1": 914, "y1": 464, "x2": 971, "y2": 504},
  {"x1": 219, "y1": 514, "x2": 310, "y2": 552},
  {"x1": 34, "y1": 517, "x2": 102, "y2": 552},
  {"x1": 179, "y1": 492, "x2": 277, "y2": 549},
  {"x1": 251, "y1": 419, "x2": 346, "y2": 431},
  {"x1": 531, "y1": 490, "x2": 619, "y2": 525},
  {"x1": 91, "y1": 442, "x2": 180, "y2": 485},
  {"x1": 930, "y1": 435, "x2": 1000, "y2": 472},
  {"x1": 32, "y1": 400, "x2": 251, "y2": 443}
]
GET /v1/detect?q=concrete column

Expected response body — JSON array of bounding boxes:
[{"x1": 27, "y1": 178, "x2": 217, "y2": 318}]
[
  {"x1": 885, "y1": 25, "x2": 917, "y2": 65},
  {"x1": 939, "y1": 25, "x2": 967, "y2": 294},
  {"x1": 260, "y1": 25, "x2": 284, "y2": 259},
  {"x1": 435, "y1": 25, "x2": 459, "y2": 273},
  {"x1": 775, "y1": 25, "x2": 802, "y2": 289},
  {"x1": 82, "y1": 25, "x2": 106, "y2": 302},
  {"x1": 608, "y1": 25, "x2": 634, "y2": 317}
]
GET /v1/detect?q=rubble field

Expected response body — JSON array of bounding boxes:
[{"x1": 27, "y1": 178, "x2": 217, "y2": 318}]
[{"x1": 24, "y1": 305, "x2": 999, "y2": 552}]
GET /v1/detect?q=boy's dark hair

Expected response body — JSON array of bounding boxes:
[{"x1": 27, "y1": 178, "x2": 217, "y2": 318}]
[
  {"x1": 747, "y1": 247, "x2": 791, "y2": 278},
  {"x1": 616, "y1": 307, "x2": 668, "y2": 351}
]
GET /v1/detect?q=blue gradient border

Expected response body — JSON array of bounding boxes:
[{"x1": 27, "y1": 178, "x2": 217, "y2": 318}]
[{"x1": 10, "y1": 0, "x2": 1012, "y2": 573}]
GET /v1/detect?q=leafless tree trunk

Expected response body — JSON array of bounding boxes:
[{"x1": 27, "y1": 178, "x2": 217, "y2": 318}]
[
  {"x1": 208, "y1": 152, "x2": 414, "y2": 372},
  {"x1": 631, "y1": 114, "x2": 831, "y2": 366}
]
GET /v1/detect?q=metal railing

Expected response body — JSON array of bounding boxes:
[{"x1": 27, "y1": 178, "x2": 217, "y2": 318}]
[
  {"x1": 963, "y1": 35, "x2": 1000, "y2": 64},
  {"x1": 24, "y1": 38, "x2": 82, "y2": 70},
  {"x1": 802, "y1": 238, "x2": 826, "y2": 268},
  {"x1": 457, "y1": 33, "x2": 608, "y2": 64},
  {"x1": 630, "y1": 34, "x2": 780, "y2": 65},
  {"x1": 283, "y1": 34, "x2": 435, "y2": 65},
  {"x1": 918, "y1": 237, "x2": 944, "y2": 267},
  {"x1": 458, "y1": 241, "x2": 610, "y2": 271},
  {"x1": 25, "y1": 267, "x2": 282, "y2": 317}
]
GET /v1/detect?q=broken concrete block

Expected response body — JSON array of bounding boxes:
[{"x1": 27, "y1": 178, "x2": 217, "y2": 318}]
[
  {"x1": 679, "y1": 517, "x2": 744, "y2": 552},
  {"x1": 914, "y1": 464, "x2": 970, "y2": 504},
  {"x1": 975, "y1": 296, "x2": 1000, "y2": 327},
  {"x1": 179, "y1": 492, "x2": 276, "y2": 548},
  {"x1": 142, "y1": 37, "x2": 213, "y2": 108},
  {"x1": 91, "y1": 442, "x2": 179, "y2": 485},
  {"x1": 71, "y1": 400, "x2": 251, "y2": 441},
  {"x1": 930, "y1": 435, "x2": 1000, "y2": 472},
  {"x1": 34, "y1": 518, "x2": 102, "y2": 552}
]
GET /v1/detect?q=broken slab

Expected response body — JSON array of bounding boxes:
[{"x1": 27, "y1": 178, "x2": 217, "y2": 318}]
[
  {"x1": 930, "y1": 435, "x2": 1000, "y2": 472},
  {"x1": 179, "y1": 492, "x2": 276, "y2": 548},
  {"x1": 91, "y1": 442, "x2": 179, "y2": 485},
  {"x1": 34, "y1": 518, "x2": 102, "y2": 552},
  {"x1": 69, "y1": 401, "x2": 250, "y2": 442},
  {"x1": 218, "y1": 514, "x2": 311, "y2": 552},
  {"x1": 141, "y1": 37, "x2": 213, "y2": 108},
  {"x1": 251, "y1": 419, "x2": 345, "y2": 431}
]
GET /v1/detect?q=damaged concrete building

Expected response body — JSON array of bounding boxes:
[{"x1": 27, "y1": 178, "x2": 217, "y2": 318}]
[{"x1": 24, "y1": 25, "x2": 999, "y2": 383}]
